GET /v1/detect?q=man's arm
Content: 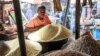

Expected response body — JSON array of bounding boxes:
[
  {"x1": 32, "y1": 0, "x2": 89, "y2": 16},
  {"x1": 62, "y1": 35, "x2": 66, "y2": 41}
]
[{"x1": 24, "y1": 25, "x2": 44, "y2": 32}]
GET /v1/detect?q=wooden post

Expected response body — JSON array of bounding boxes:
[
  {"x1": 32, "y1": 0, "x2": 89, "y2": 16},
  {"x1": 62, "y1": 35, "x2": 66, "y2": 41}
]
[
  {"x1": 12, "y1": 0, "x2": 27, "y2": 56},
  {"x1": 75, "y1": 0, "x2": 81, "y2": 39},
  {"x1": 62, "y1": 0, "x2": 70, "y2": 27},
  {"x1": 53, "y1": 0, "x2": 62, "y2": 13}
]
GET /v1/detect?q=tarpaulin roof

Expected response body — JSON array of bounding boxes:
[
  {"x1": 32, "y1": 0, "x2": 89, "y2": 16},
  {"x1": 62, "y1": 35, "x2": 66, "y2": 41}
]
[
  {"x1": 97, "y1": 0, "x2": 100, "y2": 2},
  {"x1": 1, "y1": 0, "x2": 50, "y2": 4},
  {"x1": 20, "y1": 0, "x2": 49, "y2": 4}
]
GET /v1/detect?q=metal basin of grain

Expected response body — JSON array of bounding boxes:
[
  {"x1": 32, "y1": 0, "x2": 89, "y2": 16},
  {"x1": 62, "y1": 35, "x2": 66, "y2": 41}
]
[{"x1": 28, "y1": 24, "x2": 72, "y2": 54}]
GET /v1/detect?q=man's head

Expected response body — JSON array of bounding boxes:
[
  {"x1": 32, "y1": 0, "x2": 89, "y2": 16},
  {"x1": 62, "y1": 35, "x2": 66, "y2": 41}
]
[{"x1": 37, "y1": 6, "x2": 46, "y2": 19}]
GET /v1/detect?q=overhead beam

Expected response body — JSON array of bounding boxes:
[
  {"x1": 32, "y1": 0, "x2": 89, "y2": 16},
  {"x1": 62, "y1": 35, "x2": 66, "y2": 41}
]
[{"x1": 0, "y1": 1, "x2": 12, "y2": 4}]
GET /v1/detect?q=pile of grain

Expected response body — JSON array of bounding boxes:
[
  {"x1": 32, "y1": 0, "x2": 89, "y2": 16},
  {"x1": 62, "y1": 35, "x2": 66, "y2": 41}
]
[
  {"x1": 41, "y1": 50, "x2": 90, "y2": 56},
  {"x1": 28, "y1": 24, "x2": 72, "y2": 42},
  {"x1": 0, "y1": 38, "x2": 42, "y2": 56},
  {"x1": 64, "y1": 31, "x2": 100, "y2": 56}
]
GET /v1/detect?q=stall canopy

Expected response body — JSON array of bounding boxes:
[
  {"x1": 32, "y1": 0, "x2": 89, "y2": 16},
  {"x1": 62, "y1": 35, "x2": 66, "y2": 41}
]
[
  {"x1": 1, "y1": 0, "x2": 50, "y2": 4},
  {"x1": 20, "y1": 0, "x2": 50, "y2": 4}
]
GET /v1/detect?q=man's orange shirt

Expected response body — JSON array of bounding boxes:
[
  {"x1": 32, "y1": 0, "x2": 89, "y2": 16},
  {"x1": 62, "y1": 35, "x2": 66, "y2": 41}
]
[{"x1": 26, "y1": 15, "x2": 51, "y2": 28}]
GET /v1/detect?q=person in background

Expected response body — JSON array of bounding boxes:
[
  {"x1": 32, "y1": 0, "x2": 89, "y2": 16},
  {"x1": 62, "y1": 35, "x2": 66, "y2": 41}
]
[
  {"x1": 25, "y1": 6, "x2": 51, "y2": 32},
  {"x1": 52, "y1": 7, "x2": 62, "y2": 24},
  {"x1": 41, "y1": 2, "x2": 52, "y2": 15},
  {"x1": 54, "y1": 7, "x2": 62, "y2": 18},
  {"x1": 25, "y1": 4, "x2": 33, "y2": 21},
  {"x1": 69, "y1": 4, "x2": 76, "y2": 33}
]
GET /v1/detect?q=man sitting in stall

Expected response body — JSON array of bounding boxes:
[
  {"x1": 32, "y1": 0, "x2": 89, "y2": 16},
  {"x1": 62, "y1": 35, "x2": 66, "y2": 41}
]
[{"x1": 25, "y1": 5, "x2": 51, "y2": 32}]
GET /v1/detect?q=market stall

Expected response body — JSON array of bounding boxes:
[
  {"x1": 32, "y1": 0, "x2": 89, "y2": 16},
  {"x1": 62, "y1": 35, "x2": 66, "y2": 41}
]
[{"x1": 0, "y1": 0, "x2": 100, "y2": 56}]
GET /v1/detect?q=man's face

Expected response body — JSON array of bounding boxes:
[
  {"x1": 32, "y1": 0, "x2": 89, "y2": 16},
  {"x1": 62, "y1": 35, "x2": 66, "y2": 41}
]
[{"x1": 38, "y1": 9, "x2": 46, "y2": 18}]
